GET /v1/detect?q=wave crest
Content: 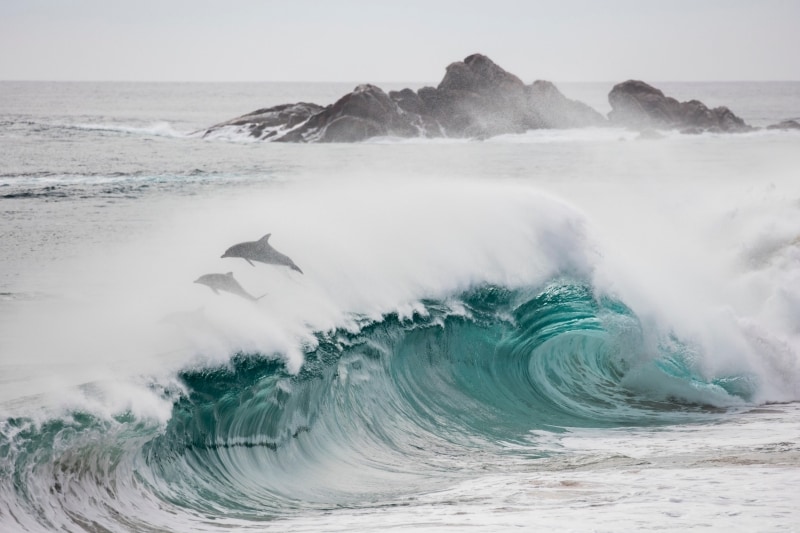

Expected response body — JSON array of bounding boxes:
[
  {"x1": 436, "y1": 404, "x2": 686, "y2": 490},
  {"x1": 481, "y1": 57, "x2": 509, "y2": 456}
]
[{"x1": 0, "y1": 276, "x2": 766, "y2": 530}]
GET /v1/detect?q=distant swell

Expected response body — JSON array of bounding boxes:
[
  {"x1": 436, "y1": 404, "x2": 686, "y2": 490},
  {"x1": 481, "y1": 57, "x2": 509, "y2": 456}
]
[
  {"x1": 0, "y1": 170, "x2": 252, "y2": 201},
  {"x1": 69, "y1": 121, "x2": 188, "y2": 138}
]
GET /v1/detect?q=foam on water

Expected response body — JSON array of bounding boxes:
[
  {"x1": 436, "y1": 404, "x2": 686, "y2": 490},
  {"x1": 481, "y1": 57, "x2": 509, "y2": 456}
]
[
  {"x1": 1, "y1": 81, "x2": 799, "y2": 531},
  {"x1": 2, "y1": 179, "x2": 590, "y2": 395},
  {"x1": 71, "y1": 121, "x2": 188, "y2": 138},
  {"x1": 2, "y1": 165, "x2": 798, "y2": 433}
]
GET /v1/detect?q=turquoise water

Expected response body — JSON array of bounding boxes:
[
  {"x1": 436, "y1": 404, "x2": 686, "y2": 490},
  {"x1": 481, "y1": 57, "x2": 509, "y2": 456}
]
[
  {"x1": 1, "y1": 280, "x2": 759, "y2": 527},
  {"x1": 1, "y1": 82, "x2": 799, "y2": 531}
]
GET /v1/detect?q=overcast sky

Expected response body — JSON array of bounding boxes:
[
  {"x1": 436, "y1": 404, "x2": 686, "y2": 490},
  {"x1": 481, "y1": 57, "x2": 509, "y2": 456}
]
[{"x1": 1, "y1": 0, "x2": 798, "y2": 82}]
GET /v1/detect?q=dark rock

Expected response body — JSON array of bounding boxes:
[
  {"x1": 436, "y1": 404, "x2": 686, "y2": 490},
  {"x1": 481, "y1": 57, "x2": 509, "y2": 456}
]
[
  {"x1": 679, "y1": 100, "x2": 748, "y2": 131},
  {"x1": 201, "y1": 54, "x2": 608, "y2": 141},
  {"x1": 608, "y1": 80, "x2": 750, "y2": 132},
  {"x1": 438, "y1": 61, "x2": 482, "y2": 93},
  {"x1": 390, "y1": 88, "x2": 443, "y2": 135},
  {"x1": 389, "y1": 88, "x2": 425, "y2": 115},
  {"x1": 527, "y1": 80, "x2": 606, "y2": 128},
  {"x1": 608, "y1": 81, "x2": 681, "y2": 128},
  {"x1": 418, "y1": 85, "x2": 514, "y2": 137},
  {"x1": 278, "y1": 84, "x2": 423, "y2": 142},
  {"x1": 417, "y1": 58, "x2": 605, "y2": 135},
  {"x1": 440, "y1": 54, "x2": 526, "y2": 94},
  {"x1": 766, "y1": 119, "x2": 800, "y2": 130},
  {"x1": 203, "y1": 102, "x2": 324, "y2": 140},
  {"x1": 712, "y1": 107, "x2": 749, "y2": 131},
  {"x1": 423, "y1": 54, "x2": 539, "y2": 137}
]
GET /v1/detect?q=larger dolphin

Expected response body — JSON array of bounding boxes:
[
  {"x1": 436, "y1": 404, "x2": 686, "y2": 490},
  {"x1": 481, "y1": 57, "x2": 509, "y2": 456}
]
[
  {"x1": 221, "y1": 233, "x2": 303, "y2": 274},
  {"x1": 194, "y1": 272, "x2": 265, "y2": 302}
]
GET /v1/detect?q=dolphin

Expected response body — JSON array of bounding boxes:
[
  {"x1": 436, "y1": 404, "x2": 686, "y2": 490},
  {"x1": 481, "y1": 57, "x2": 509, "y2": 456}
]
[
  {"x1": 194, "y1": 272, "x2": 265, "y2": 302},
  {"x1": 221, "y1": 233, "x2": 303, "y2": 274}
]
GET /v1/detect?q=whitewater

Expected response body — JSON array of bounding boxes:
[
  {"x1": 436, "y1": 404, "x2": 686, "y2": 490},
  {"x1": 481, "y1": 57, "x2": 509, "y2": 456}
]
[{"x1": 1, "y1": 81, "x2": 799, "y2": 532}]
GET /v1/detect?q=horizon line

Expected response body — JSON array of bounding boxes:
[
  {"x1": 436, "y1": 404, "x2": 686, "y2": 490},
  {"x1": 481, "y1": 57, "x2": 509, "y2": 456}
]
[{"x1": 1, "y1": 78, "x2": 799, "y2": 84}]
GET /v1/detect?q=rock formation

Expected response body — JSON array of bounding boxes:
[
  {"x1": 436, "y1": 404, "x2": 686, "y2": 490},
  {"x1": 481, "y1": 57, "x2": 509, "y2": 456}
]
[
  {"x1": 203, "y1": 102, "x2": 324, "y2": 140},
  {"x1": 766, "y1": 119, "x2": 800, "y2": 130},
  {"x1": 417, "y1": 53, "x2": 538, "y2": 137},
  {"x1": 527, "y1": 80, "x2": 607, "y2": 129},
  {"x1": 608, "y1": 80, "x2": 750, "y2": 133},
  {"x1": 202, "y1": 54, "x2": 606, "y2": 142},
  {"x1": 202, "y1": 54, "x2": 760, "y2": 142},
  {"x1": 276, "y1": 84, "x2": 423, "y2": 143}
]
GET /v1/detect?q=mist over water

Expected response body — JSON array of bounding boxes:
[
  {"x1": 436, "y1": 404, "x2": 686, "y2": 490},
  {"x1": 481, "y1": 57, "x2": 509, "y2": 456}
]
[{"x1": 1, "y1": 82, "x2": 799, "y2": 531}]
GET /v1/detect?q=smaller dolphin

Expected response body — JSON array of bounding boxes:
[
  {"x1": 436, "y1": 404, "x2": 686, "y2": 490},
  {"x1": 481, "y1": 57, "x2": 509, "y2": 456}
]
[
  {"x1": 221, "y1": 233, "x2": 303, "y2": 274},
  {"x1": 194, "y1": 272, "x2": 265, "y2": 302}
]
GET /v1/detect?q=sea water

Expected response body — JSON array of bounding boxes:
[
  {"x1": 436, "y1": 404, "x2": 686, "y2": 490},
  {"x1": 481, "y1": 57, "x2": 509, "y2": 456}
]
[{"x1": 1, "y1": 81, "x2": 799, "y2": 532}]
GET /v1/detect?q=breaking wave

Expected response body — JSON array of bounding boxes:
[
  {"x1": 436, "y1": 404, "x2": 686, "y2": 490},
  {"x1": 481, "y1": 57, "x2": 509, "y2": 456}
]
[{"x1": 1, "y1": 178, "x2": 798, "y2": 531}]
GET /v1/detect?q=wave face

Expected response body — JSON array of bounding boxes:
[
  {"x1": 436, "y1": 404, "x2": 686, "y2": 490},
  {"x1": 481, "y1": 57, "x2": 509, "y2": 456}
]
[
  {"x1": 1, "y1": 276, "x2": 760, "y2": 531},
  {"x1": 2, "y1": 168, "x2": 799, "y2": 531}
]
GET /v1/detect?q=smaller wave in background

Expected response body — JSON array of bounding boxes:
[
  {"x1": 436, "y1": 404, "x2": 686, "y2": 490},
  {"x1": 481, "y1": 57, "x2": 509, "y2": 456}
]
[
  {"x1": 0, "y1": 171, "x2": 275, "y2": 201},
  {"x1": 2, "y1": 118, "x2": 190, "y2": 139},
  {"x1": 70, "y1": 121, "x2": 189, "y2": 138}
]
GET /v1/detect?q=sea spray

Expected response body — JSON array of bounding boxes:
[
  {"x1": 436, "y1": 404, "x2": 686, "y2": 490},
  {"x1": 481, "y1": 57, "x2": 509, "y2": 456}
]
[{"x1": 2, "y1": 88, "x2": 799, "y2": 530}]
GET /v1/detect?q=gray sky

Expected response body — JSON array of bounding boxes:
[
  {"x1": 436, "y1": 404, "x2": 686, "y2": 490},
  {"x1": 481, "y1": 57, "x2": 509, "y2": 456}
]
[{"x1": 1, "y1": 0, "x2": 798, "y2": 82}]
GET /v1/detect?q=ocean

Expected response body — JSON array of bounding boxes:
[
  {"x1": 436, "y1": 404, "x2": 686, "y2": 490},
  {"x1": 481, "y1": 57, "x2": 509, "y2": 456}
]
[{"x1": 1, "y1": 81, "x2": 799, "y2": 532}]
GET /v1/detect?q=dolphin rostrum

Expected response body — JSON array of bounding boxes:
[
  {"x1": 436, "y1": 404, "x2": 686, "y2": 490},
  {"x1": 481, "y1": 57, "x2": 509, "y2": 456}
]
[
  {"x1": 194, "y1": 272, "x2": 266, "y2": 302},
  {"x1": 221, "y1": 233, "x2": 303, "y2": 274}
]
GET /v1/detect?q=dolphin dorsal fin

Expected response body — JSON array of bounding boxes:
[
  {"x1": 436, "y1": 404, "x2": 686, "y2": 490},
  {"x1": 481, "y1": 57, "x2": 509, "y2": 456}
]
[{"x1": 259, "y1": 233, "x2": 271, "y2": 243}]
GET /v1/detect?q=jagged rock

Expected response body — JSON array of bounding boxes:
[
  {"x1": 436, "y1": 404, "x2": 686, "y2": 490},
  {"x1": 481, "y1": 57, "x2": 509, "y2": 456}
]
[
  {"x1": 415, "y1": 60, "x2": 607, "y2": 135},
  {"x1": 608, "y1": 80, "x2": 679, "y2": 128},
  {"x1": 278, "y1": 84, "x2": 423, "y2": 142},
  {"x1": 201, "y1": 55, "x2": 750, "y2": 143},
  {"x1": 767, "y1": 119, "x2": 800, "y2": 130},
  {"x1": 389, "y1": 89, "x2": 442, "y2": 135},
  {"x1": 527, "y1": 80, "x2": 606, "y2": 128},
  {"x1": 440, "y1": 54, "x2": 526, "y2": 94},
  {"x1": 429, "y1": 54, "x2": 537, "y2": 137},
  {"x1": 389, "y1": 88, "x2": 425, "y2": 115},
  {"x1": 608, "y1": 80, "x2": 749, "y2": 132},
  {"x1": 678, "y1": 100, "x2": 747, "y2": 131},
  {"x1": 202, "y1": 102, "x2": 324, "y2": 140}
]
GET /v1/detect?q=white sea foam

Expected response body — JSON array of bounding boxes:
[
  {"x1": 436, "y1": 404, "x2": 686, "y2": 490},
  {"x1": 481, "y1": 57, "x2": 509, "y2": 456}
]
[
  {"x1": 72, "y1": 121, "x2": 188, "y2": 138},
  {"x1": 2, "y1": 81, "x2": 800, "y2": 533},
  {"x1": 4, "y1": 155, "x2": 800, "y2": 416},
  {"x1": 2, "y1": 179, "x2": 592, "y2": 406},
  {"x1": 198, "y1": 124, "x2": 263, "y2": 142}
]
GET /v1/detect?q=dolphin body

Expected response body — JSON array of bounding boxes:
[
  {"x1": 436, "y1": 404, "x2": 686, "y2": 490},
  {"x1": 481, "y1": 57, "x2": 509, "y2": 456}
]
[
  {"x1": 194, "y1": 272, "x2": 265, "y2": 302},
  {"x1": 221, "y1": 233, "x2": 303, "y2": 274}
]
